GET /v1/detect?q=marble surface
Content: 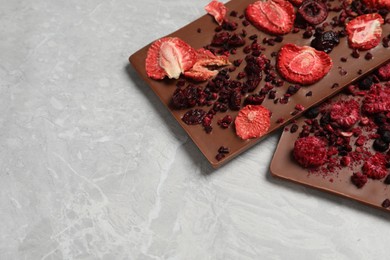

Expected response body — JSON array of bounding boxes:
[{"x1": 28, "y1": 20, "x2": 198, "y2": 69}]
[{"x1": 1, "y1": 0, "x2": 389, "y2": 259}]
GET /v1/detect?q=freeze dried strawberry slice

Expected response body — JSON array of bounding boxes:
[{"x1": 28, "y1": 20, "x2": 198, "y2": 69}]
[
  {"x1": 277, "y1": 44, "x2": 332, "y2": 85},
  {"x1": 245, "y1": 0, "x2": 295, "y2": 35},
  {"x1": 145, "y1": 37, "x2": 197, "y2": 80},
  {"x1": 205, "y1": 0, "x2": 227, "y2": 25},
  {"x1": 293, "y1": 136, "x2": 327, "y2": 168},
  {"x1": 362, "y1": 153, "x2": 387, "y2": 179},
  {"x1": 330, "y1": 100, "x2": 360, "y2": 128},
  {"x1": 183, "y1": 48, "x2": 230, "y2": 81},
  {"x1": 362, "y1": 83, "x2": 390, "y2": 114},
  {"x1": 346, "y1": 13, "x2": 384, "y2": 51},
  {"x1": 235, "y1": 105, "x2": 271, "y2": 140}
]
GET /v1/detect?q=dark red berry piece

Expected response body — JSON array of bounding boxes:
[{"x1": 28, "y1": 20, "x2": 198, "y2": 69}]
[
  {"x1": 351, "y1": 172, "x2": 368, "y2": 188},
  {"x1": 298, "y1": 0, "x2": 328, "y2": 25}
]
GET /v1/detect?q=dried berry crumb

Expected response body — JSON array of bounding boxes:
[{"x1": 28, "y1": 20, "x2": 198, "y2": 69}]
[
  {"x1": 382, "y1": 199, "x2": 390, "y2": 208},
  {"x1": 305, "y1": 91, "x2": 313, "y2": 97},
  {"x1": 351, "y1": 172, "x2": 368, "y2": 188},
  {"x1": 290, "y1": 124, "x2": 299, "y2": 133},
  {"x1": 340, "y1": 57, "x2": 347, "y2": 62},
  {"x1": 365, "y1": 52, "x2": 373, "y2": 60}
]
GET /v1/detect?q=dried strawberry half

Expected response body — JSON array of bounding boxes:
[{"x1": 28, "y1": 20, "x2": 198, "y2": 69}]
[
  {"x1": 183, "y1": 48, "x2": 230, "y2": 81},
  {"x1": 145, "y1": 37, "x2": 197, "y2": 80},
  {"x1": 234, "y1": 105, "x2": 271, "y2": 140},
  {"x1": 362, "y1": 84, "x2": 390, "y2": 114},
  {"x1": 205, "y1": 0, "x2": 227, "y2": 25},
  {"x1": 362, "y1": 153, "x2": 387, "y2": 179},
  {"x1": 346, "y1": 13, "x2": 384, "y2": 51},
  {"x1": 277, "y1": 44, "x2": 332, "y2": 85},
  {"x1": 293, "y1": 136, "x2": 327, "y2": 168},
  {"x1": 330, "y1": 100, "x2": 360, "y2": 128},
  {"x1": 245, "y1": 0, "x2": 295, "y2": 35},
  {"x1": 298, "y1": 0, "x2": 328, "y2": 25}
]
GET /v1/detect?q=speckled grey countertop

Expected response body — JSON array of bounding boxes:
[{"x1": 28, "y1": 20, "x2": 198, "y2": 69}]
[{"x1": 1, "y1": 0, "x2": 389, "y2": 259}]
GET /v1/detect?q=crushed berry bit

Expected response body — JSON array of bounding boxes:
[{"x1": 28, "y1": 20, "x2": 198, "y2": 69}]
[
  {"x1": 290, "y1": 124, "x2": 299, "y2": 133},
  {"x1": 305, "y1": 91, "x2": 313, "y2": 97},
  {"x1": 230, "y1": 10, "x2": 238, "y2": 17},
  {"x1": 332, "y1": 83, "x2": 339, "y2": 89},
  {"x1": 215, "y1": 152, "x2": 225, "y2": 161},
  {"x1": 197, "y1": 28, "x2": 202, "y2": 33},
  {"x1": 276, "y1": 118, "x2": 284, "y2": 124},
  {"x1": 382, "y1": 199, "x2": 390, "y2": 208},
  {"x1": 339, "y1": 67, "x2": 347, "y2": 76},
  {"x1": 351, "y1": 49, "x2": 360, "y2": 58},
  {"x1": 365, "y1": 52, "x2": 373, "y2": 60},
  {"x1": 341, "y1": 57, "x2": 347, "y2": 62},
  {"x1": 351, "y1": 172, "x2": 368, "y2": 188},
  {"x1": 218, "y1": 146, "x2": 230, "y2": 154},
  {"x1": 295, "y1": 104, "x2": 305, "y2": 111},
  {"x1": 384, "y1": 175, "x2": 390, "y2": 185},
  {"x1": 182, "y1": 109, "x2": 206, "y2": 125}
]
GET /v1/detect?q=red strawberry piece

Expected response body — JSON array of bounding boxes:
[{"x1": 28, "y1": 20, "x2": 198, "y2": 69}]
[
  {"x1": 362, "y1": 83, "x2": 390, "y2": 114},
  {"x1": 205, "y1": 0, "x2": 227, "y2": 25},
  {"x1": 234, "y1": 105, "x2": 271, "y2": 140},
  {"x1": 330, "y1": 100, "x2": 360, "y2": 128},
  {"x1": 183, "y1": 48, "x2": 231, "y2": 81},
  {"x1": 293, "y1": 136, "x2": 327, "y2": 168},
  {"x1": 377, "y1": 62, "x2": 390, "y2": 80},
  {"x1": 346, "y1": 13, "x2": 384, "y2": 51},
  {"x1": 362, "y1": 153, "x2": 387, "y2": 179},
  {"x1": 245, "y1": 0, "x2": 295, "y2": 35},
  {"x1": 288, "y1": 0, "x2": 303, "y2": 6},
  {"x1": 145, "y1": 37, "x2": 197, "y2": 80},
  {"x1": 277, "y1": 44, "x2": 332, "y2": 85}
]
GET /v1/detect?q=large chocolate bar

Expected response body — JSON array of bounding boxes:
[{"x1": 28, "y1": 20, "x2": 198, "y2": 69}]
[{"x1": 130, "y1": 0, "x2": 390, "y2": 168}]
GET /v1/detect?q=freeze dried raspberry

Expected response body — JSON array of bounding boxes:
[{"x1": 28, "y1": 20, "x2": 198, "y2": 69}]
[
  {"x1": 298, "y1": 0, "x2": 328, "y2": 25},
  {"x1": 184, "y1": 48, "x2": 230, "y2": 81},
  {"x1": 362, "y1": 153, "x2": 387, "y2": 179},
  {"x1": 363, "y1": 0, "x2": 390, "y2": 10},
  {"x1": 362, "y1": 84, "x2": 390, "y2": 114},
  {"x1": 145, "y1": 37, "x2": 197, "y2": 80},
  {"x1": 330, "y1": 100, "x2": 360, "y2": 128},
  {"x1": 293, "y1": 136, "x2": 327, "y2": 168},
  {"x1": 346, "y1": 13, "x2": 384, "y2": 51},
  {"x1": 377, "y1": 62, "x2": 390, "y2": 81},
  {"x1": 351, "y1": 172, "x2": 368, "y2": 188},
  {"x1": 245, "y1": 0, "x2": 295, "y2": 35},
  {"x1": 277, "y1": 44, "x2": 332, "y2": 85},
  {"x1": 234, "y1": 105, "x2": 271, "y2": 140},
  {"x1": 205, "y1": 0, "x2": 227, "y2": 25}
]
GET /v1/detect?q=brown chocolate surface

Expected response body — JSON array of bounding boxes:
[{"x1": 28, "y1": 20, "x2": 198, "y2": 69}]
[
  {"x1": 129, "y1": 0, "x2": 390, "y2": 168},
  {"x1": 271, "y1": 79, "x2": 390, "y2": 212}
]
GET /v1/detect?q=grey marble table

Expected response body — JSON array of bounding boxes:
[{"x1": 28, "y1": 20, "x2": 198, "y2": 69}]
[{"x1": 1, "y1": 0, "x2": 389, "y2": 259}]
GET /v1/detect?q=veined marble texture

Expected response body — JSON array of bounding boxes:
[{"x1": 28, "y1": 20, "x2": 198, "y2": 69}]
[{"x1": 1, "y1": 0, "x2": 389, "y2": 259}]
